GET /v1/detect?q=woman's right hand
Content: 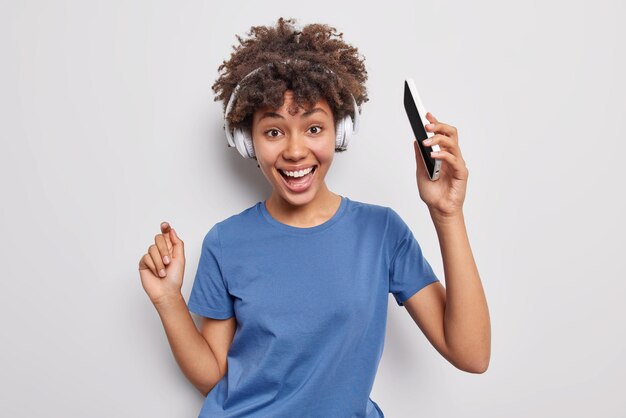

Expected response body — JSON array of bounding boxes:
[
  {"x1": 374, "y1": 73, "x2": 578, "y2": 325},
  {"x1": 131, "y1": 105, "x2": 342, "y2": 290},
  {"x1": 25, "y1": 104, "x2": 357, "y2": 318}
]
[{"x1": 138, "y1": 222, "x2": 186, "y2": 306}]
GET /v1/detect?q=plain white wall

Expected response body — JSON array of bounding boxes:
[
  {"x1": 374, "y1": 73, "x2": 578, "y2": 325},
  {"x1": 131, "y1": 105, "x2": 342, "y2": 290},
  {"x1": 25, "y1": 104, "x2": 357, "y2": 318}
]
[{"x1": 1, "y1": 0, "x2": 624, "y2": 416}]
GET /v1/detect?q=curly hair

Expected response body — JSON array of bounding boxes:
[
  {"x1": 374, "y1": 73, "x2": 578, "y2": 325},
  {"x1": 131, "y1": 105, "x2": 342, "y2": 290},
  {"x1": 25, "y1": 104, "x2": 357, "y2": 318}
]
[{"x1": 211, "y1": 17, "x2": 369, "y2": 154}]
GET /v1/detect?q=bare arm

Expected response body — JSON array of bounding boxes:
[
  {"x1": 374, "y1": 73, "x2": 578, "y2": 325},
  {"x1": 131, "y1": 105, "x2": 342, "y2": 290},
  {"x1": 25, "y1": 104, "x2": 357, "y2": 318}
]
[
  {"x1": 404, "y1": 113, "x2": 490, "y2": 373},
  {"x1": 404, "y1": 211, "x2": 490, "y2": 373},
  {"x1": 433, "y1": 211, "x2": 490, "y2": 372},
  {"x1": 154, "y1": 294, "x2": 223, "y2": 396}
]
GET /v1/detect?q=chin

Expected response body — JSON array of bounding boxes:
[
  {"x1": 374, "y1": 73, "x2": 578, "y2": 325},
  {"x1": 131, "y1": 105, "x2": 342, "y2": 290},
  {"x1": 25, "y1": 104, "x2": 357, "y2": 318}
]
[{"x1": 279, "y1": 189, "x2": 318, "y2": 206}]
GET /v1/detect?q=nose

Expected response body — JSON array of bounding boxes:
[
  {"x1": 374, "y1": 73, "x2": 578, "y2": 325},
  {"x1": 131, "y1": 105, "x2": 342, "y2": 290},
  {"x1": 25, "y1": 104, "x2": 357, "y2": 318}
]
[{"x1": 281, "y1": 132, "x2": 309, "y2": 161}]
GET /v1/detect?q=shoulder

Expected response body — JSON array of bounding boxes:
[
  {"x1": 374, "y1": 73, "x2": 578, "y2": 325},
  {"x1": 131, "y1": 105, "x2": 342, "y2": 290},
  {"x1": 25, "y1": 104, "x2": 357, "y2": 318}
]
[
  {"x1": 345, "y1": 196, "x2": 391, "y2": 220},
  {"x1": 200, "y1": 201, "x2": 261, "y2": 244},
  {"x1": 346, "y1": 197, "x2": 404, "y2": 227},
  {"x1": 344, "y1": 197, "x2": 409, "y2": 244}
]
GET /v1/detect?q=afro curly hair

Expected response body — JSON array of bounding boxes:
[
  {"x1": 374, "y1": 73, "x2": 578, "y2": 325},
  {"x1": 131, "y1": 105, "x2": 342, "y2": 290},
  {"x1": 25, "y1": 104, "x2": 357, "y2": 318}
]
[{"x1": 211, "y1": 17, "x2": 369, "y2": 154}]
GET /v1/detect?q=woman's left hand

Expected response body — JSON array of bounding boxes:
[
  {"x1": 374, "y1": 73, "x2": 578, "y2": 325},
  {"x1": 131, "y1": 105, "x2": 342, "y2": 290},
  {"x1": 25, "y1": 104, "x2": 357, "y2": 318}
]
[{"x1": 413, "y1": 112, "x2": 469, "y2": 219}]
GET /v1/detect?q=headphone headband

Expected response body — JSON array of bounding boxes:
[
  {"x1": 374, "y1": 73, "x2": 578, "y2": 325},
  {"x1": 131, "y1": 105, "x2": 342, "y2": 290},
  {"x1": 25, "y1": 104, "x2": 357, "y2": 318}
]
[{"x1": 222, "y1": 59, "x2": 361, "y2": 158}]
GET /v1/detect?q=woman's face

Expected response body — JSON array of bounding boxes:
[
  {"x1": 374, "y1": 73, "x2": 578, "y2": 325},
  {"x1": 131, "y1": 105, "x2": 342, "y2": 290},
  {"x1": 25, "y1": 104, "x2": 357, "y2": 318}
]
[{"x1": 251, "y1": 89, "x2": 336, "y2": 207}]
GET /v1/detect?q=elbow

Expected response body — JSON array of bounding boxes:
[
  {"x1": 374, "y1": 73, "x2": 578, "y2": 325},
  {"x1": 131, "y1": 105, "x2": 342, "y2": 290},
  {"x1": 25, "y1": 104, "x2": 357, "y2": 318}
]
[
  {"x1": 196, "y1": 381, "x2": 217, "y2": 398},
  {"x1": 446, "y1": 335, "x2": 491, "y2": 374},
  {"x1": 196, "y1": 385, "x2": 209, "y2": 398},
  {"x1": 448, "y1": 347, "x2": 490, "y2": 374},
  {"x1": 462, "y1": 354, "x2": 490, "y2": 374},
  {"x1": 466, "y1": 360, "x2": 489, "y2": 374},
  {"x1": 197, "y1": 387, "x2": 211, "y2": 398},
  {"x1": 195, "y1": 363, "x2": 226, "y2": 397},
  {"x1": 196, "y1": 368, "x2": 226, "y2": 397},
  {"x1": 452, "y1": 360, "x2": 489, "y2": 374}
]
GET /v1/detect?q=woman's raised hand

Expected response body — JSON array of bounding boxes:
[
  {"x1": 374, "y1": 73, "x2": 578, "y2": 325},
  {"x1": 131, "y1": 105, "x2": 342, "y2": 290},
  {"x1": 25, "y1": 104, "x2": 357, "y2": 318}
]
[
  {"x1": 138, "y1": 222, "x2": 186, "y2": 306},
  {"x1": 413, "y1": 112, "x2": 469, "y2": 220}
]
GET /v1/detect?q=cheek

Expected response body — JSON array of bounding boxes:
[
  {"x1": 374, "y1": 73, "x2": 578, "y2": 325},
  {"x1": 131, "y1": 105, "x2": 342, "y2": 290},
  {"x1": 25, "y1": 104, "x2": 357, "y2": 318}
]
[
  {"x1": 252, "y1": 140, "x2": 276, "y2": 161},
  {"x1": 319, "y1": 139, "x2": 337, "y2": 160},
  {"x1": 310, "y1": 149, "x2": 335, "y2": 171},
  {"x1": 312, "y1": 133, "x2": 337, "y2": 159}
]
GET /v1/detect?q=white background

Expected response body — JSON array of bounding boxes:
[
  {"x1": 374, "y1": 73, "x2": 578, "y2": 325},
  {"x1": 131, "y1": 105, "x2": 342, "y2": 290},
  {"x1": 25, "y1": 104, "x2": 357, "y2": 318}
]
[{"x1": 1, "y1": 0, "x2": 624, "y2": 417}]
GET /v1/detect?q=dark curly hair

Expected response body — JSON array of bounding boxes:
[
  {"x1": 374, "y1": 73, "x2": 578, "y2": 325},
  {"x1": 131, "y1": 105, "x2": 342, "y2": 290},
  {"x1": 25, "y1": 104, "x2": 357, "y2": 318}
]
[{"x1": 211, "y1": 17, "x2": 369, "y2": 154}]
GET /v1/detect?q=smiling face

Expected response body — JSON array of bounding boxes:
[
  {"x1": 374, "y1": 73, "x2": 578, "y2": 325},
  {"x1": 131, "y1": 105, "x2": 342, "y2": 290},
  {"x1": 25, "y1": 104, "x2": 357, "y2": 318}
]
[{"x1": 251, "y1": 89, "x2": 337, "y2": 209}]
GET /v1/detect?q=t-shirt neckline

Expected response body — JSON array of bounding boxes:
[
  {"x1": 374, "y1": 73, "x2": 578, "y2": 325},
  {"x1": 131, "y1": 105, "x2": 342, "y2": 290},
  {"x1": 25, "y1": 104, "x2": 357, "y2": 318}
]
[{"x1": 257, "y1": 195, "x2": 349, "y2": 235}]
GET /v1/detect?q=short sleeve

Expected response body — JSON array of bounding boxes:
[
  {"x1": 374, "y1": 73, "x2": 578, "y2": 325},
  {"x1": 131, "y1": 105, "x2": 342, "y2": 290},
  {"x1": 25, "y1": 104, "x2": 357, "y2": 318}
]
[
  {"x1": 187, "y1": 223, "x2": 235, "y2": 319},
  {"x1": 388, "y1": 209, "x2": 440, "y2": 306}
]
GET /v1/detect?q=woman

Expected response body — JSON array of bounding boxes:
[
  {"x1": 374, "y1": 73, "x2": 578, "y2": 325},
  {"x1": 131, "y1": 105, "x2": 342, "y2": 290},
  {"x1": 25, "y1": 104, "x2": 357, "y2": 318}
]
[{"x1": 138, "y1": 17, "x2": 490, "y2": 417}]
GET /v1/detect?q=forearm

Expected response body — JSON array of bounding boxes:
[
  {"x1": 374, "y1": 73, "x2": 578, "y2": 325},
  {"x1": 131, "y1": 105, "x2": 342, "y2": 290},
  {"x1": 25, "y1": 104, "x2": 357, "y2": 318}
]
[
  {"x1": 154, "y1": 293, "x2": 222, "y2": 394},
  {"x1": 431, "y1": 210, "x2": 491, "y2": 372}
]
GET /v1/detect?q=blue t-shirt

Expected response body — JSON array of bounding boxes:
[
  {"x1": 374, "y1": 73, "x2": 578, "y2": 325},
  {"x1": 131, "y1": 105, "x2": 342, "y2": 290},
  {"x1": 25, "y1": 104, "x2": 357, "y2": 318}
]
[{"x1": 187, "y1": 195, "x2": 439, "y2": 417}]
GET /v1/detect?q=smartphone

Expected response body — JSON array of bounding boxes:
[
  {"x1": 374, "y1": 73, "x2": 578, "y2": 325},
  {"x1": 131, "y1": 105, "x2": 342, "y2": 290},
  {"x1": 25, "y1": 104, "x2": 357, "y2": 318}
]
[{"x1": 404, "y1": 78, "x2": 441, "y2": 181}]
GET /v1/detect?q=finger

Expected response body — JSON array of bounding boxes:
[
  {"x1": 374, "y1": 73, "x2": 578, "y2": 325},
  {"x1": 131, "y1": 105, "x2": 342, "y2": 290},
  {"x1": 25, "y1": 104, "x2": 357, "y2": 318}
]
[
  {"x1": 149, "y1": 244, "x2": 167, "y2": 278},
  {"x1": 423, "y1": 134, "x2": 462, "y2": 158},
  {"x1": 425, "y1": 121, "x2": 458, "y2": 140},
  {"x1": 430, "y1": 149, "x2": 467, "y2": 173},
  {"x1": 168, "y1": 227, "x2": 185, "y2": 259},
  {"x1": 160, "y1": 222, "x2": 173, "y2": 253},
  {"x1": 155, "y1": 233, "x2": 171, "y2": 265},
  {"x1": 426, "y1": 112, "x2": 458, "y2": 140},
  {"x1": 160, "y1": 222, "x2": 173, "y2": 254},
  {"x1": 139, "y1": 253, "x2": 158, "y2": 277}
]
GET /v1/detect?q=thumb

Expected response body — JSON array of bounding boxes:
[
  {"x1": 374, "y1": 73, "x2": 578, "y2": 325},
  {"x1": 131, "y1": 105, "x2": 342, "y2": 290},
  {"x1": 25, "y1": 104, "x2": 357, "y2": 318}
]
[{"x1": 169, "y1": 227, "x2": 185, "y2": 258}]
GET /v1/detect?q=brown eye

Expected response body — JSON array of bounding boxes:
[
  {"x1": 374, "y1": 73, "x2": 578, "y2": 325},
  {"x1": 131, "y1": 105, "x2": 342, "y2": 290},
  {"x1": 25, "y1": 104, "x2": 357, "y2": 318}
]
[
  {"x1": 309, "y1": 126, "x2": 322, "y2": 134},
  {"x1": 266, "y1": 129, "x2": 280, "y2": 138}
]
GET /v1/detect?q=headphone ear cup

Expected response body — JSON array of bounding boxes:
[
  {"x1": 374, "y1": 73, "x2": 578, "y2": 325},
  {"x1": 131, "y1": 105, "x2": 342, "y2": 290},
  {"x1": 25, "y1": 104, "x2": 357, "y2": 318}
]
[
  {"x1": 233, "y1": 127, "x2": 255, "y2": 159},
  {"x1": 242, "y1": 128, "x2": 255, "y2": 159},
  {"x1": 335, "y1": 96, "x2": 360, "y2": 151},
  {"x1": 335, "y1": 117, "x2": 346, "y2": 150},
  {"x1": 341, "y1": 115, "x2": 354, "y2": 149}
]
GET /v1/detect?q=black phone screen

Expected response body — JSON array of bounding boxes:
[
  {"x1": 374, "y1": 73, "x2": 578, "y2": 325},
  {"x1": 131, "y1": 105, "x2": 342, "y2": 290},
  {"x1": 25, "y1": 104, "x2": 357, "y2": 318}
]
[{"x1": 403, "y1": 80, "x2": 436, "y2": 177}]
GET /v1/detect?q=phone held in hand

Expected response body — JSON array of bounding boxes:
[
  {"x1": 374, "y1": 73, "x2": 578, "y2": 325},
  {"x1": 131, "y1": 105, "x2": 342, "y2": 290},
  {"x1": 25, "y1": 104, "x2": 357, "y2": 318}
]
[{"x1": 404, "y1": 78, "x2": 441, "y2": 181}]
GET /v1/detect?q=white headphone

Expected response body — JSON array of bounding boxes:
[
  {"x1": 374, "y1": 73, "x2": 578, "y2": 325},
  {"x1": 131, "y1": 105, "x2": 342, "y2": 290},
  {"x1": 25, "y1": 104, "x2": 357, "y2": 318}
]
[{"x1": 223, "y1": 59, "x2": 361, "y2": 159}]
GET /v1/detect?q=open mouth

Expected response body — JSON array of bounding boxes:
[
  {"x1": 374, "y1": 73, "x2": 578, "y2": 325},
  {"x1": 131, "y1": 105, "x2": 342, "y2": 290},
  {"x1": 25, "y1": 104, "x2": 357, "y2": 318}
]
[
  {"x1": 278, "y1": 165, "x2": 318, "y2": 192},
  {"x1": 278, "y1": 165, "x2": 317, "y2": 180}
]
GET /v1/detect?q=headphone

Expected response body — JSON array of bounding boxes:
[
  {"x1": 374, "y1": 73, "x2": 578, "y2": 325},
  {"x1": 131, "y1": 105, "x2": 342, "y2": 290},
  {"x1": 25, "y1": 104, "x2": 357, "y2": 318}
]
[{"x1": 223, "y1": 59, "x2": 361, "y2": 159}]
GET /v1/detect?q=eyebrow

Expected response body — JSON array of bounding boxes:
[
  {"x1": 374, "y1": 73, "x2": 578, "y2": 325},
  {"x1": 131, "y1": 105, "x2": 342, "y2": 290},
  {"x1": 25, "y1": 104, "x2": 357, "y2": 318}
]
[{"x1": 258, "y1": 107, "x2": 328, "y2": 121}]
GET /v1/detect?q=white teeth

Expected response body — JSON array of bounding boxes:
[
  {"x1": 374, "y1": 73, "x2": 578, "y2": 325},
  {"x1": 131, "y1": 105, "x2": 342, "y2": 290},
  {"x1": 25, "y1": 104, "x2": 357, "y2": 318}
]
[{"x1": 280, "y1": 166, "x2": 314, "y2": 178}]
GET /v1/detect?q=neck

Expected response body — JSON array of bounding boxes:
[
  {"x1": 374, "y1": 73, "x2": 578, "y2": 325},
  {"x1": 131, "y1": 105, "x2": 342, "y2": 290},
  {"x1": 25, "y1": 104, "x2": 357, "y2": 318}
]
[{"x1": 265, "y1": 185, "x2": 341, "y2": 228}]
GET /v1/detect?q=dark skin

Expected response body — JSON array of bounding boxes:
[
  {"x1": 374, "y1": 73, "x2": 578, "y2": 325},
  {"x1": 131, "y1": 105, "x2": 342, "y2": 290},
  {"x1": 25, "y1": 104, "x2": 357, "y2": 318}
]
[
  {"x1": 403, "y1": 112, "x2": 490, "y2": 373},
  {"x1": 139, "y1": 111, "x2": 490, "y2": 374},
  {"x1": 138, "y1": 222, "x2": 182, "y2": 306},
  {"x1": 250, "y1": 89, "x2": 341, "y2": 227}
]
